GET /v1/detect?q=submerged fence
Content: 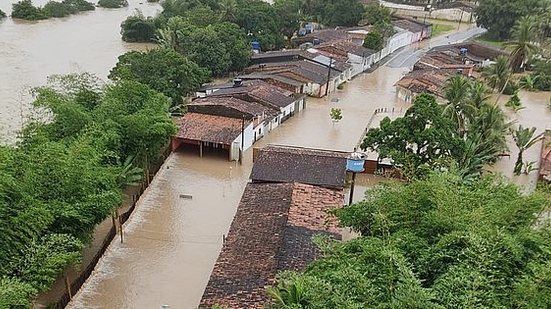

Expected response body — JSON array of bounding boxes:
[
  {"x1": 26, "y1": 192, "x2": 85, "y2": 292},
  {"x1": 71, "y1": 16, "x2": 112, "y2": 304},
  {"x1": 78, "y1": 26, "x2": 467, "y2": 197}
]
[{"x1": 50, "y1": 145, "x2": 172, "y2": 309}]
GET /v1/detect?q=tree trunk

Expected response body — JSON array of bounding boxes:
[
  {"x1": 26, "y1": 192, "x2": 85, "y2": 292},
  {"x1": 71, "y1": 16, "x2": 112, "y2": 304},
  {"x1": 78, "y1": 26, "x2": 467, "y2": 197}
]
[{"x1": 514, "y1": 150, "x2": 523, "y2": 175}]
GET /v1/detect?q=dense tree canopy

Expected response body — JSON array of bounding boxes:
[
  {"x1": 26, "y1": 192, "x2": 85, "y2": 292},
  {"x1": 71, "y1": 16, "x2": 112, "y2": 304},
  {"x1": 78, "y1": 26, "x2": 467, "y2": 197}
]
[
  {"x1": 109, "y1": 48, "x2": 209, "y2": 107},
  {"x1": 0, "y1": 74, "x2": 175, "y2": 306},
  {"x1": 269, "y1": 172, "x2": 551, "y2": 308},
  {"x1": 120, "y1": 12, "x2": 158, "y2": 43},
  {"x1": 97, "y1": 0, "x2": 128, "y2": 8},
  {"x1": 363, "y1": 32, "x2": 384, "y2": 51},
  {"x1": 475, "y1": 0, "x2": 547, "y2": 40},
  {"x1": 11, "y1": 0, "x2": 94, "y2": 20},
  {"x1": 361, "y1": 94, "x2": 463, "y2": 179},
  {"x1": 11, "y1": 0, "x2": 48, "y2": 20}
]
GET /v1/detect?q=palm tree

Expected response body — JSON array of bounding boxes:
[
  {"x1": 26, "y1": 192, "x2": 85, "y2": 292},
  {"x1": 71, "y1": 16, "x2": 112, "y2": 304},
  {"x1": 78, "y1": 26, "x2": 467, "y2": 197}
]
[
  {"x1": 519, "y1": 75, "x2": 540, "y2": 91},
  {"x1": 468, "y1": 80, "x2": 491, "y2": 109},
  {"x1": 443, "y1": 75, "x2": 475, "y2": 136},
  {"x1": 504, "y1": 17, "x2": 540, "y2": 72},
  {"x1": 511, "y1": 126, "x2": 543, "y2": 175},
  {"x1": 468, "y1": 104, "x2": 511, "y2": 156},
  {"x1": 457, "y1": 133, "x2": 502, "y2": 180},
  {"x1": 219, "y1": 0, "x2": 237, "y2": 22},
  {"x1": 117, "y1": 155, "x2": 144, "y2": 188},
  {"x1": 482, "y1": 56, "x2": 512, "y2": 92}
]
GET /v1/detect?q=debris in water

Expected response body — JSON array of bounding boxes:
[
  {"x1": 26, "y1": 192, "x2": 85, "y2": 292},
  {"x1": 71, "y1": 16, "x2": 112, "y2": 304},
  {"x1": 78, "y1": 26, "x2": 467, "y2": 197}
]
[{"x1": 179, "y1": 194, "x2": 192, "y2": 199}]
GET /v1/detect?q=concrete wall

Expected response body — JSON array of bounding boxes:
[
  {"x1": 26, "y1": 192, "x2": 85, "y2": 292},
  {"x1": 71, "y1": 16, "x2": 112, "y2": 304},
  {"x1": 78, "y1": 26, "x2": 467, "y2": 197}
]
[{"x1": 379, "y1": 0, "x2": 474, "y2": 22}]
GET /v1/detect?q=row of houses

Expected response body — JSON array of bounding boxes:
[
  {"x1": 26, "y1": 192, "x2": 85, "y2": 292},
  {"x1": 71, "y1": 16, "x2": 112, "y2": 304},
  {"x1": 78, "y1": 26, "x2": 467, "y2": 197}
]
[
  {"x1": 197, "y1": 17, "x2": 432, "y2": 100},
  {"x1": 173, "y1": 80, "x2": 306, "y2": 161},
  {"x1": 395, "y1": 42, "x2": 509, "y2": 103},
  {"x1": 199, "y1": 144, "x2": 349, "y2": 308}
]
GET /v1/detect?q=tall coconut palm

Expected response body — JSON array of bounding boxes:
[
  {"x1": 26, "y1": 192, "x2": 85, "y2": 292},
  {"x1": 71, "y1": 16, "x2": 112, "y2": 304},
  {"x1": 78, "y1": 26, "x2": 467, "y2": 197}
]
[
  {"x1": 443, "y1": 75, "x2": 475, "y2": 136},
  {"x1": 511, "y1": 126, "x2": 543, "y2": 175},
  {"x1": 468, "y1": 80, "x2": 491, "y2": 109},
  {"x1": 482, "y1": 56, "x2": 512, "y2": 92},
  {"x1": 504, "y1": 17, "x2": 540, "y2": 72},
  {"x1": 219, "y1": 0, "x2": 237, "y2": 22},
  {"x1": 468, "y1": 104, "x2": 511, "y2": 156}
]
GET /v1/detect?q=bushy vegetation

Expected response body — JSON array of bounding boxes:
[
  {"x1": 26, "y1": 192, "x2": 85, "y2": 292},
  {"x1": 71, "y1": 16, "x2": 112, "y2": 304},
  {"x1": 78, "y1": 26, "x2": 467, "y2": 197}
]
[
  {"x1": 0, "y1": 73, "x2": 175, "y2": 306},
  {"x1": 362, "y1": 32, "x2": 384, "y2": 51},
  {"x1": 11, "y1": 0, "x2": 48, "y2": 20},
  {"x1": 0, "y1": 9, "x2": 6, "y2": 18},
  {"x1": 120, "y1": 12, "x2": 158, "y2": 42},
  {"x1": 109, "y1": 48, "x2": 209, "y2": 108},
  {"x1": 362, "y1": 77, "x2": 510, "y2": 181},
  {"x1": 268, "y1": 172, "x2": 551, "y2": 308},
  {"x1": 475, "y1": 0, "x2": 548, "y2": 40},
  {"x1": 97, "y1": 0, "x2": 128, "y2": 8},
  {"x1": 11, "y1": 0, "x2": 94, "y2": 20}
]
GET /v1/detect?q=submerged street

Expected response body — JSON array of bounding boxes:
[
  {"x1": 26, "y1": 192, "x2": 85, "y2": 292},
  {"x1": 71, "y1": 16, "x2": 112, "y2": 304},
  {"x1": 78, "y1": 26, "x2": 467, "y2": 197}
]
[{"x1": 67, "y1": 24, "x2": 551, "y2": 308}]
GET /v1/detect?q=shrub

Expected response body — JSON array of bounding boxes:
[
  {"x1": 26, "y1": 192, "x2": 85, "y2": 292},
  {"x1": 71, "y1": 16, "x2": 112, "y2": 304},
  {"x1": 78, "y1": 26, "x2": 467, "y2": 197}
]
[
  {"x1": 98, "y1": 0, "x2": 128, "y2": 8},
  {"x1": 120, "y1": 13, "x2": 157, "y2": 42},
  {"x1": 505, "y1": 90, "x2": 523, "y2": 111},
  {"x1": 11, "y1": 0, "x2": 48, "y2": 20},
  {"x1": 63, "y1": 0, "x2": 95, "y2": 11},
  {"x1": 363, "y1": 31, "x2": 384, "y2": 51},
  {"x1": 43, "y1": 1, "x2": 76, "y2": 17},
  {"x1": 502, "y1": 81, "x2": 518, "y2": 95}
]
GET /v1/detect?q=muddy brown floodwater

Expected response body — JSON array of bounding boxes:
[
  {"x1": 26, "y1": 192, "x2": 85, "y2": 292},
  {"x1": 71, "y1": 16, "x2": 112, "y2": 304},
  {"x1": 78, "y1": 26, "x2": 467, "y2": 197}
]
[
  {"x1": 67, "y1": 66, "x2": 410, "y2": 308},
  {"x1": 0, "y1": 0, "x2": 159, "y2": 143}
]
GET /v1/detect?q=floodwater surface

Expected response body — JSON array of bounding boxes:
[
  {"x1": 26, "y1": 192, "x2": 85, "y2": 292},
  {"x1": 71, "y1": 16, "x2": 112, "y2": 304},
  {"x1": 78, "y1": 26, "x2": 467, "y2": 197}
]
[
  {"x1": 0, "y1": 0, "x2": 159, "y2": 142},
  {"x1": 67, "y1": 66, "x2": 410, "y2": 308}
]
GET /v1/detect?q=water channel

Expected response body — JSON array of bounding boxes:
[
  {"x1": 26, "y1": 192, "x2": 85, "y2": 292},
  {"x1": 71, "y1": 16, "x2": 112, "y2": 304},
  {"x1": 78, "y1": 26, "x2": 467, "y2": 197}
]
[{"x1": 0, "y1": 5, "x2": 549, "y2": 307}]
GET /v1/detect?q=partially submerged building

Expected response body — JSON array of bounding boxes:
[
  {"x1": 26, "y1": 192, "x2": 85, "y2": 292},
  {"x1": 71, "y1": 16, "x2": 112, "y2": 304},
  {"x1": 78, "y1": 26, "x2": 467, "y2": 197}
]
[
  {"x1": 200, "y1": 145, "x2": 347, "y2": 308},
  {"x1": 175, "y1": 80, "x2": 306, "y2": 160}
]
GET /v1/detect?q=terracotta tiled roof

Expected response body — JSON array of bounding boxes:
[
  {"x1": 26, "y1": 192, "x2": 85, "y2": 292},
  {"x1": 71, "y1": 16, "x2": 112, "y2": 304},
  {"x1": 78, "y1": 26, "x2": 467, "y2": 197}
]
[
  {"x1": 431, "y1": 43, "x2": 509, "y2": 62},
  {"x1": 395, "y1": 69, "x2": 457, "y2": 98},
  {"x1": 317, "y1": 39, "x2": 376, "y2": 57},
  {"x1": 188, "y1": 96, "x2": 279, "y2": 119},
  {"x1": 209, "y1": 80, "x2": 297, "y2": 109},
  {"x1": 175, "y1": 113, "x2": 248, "y2": 145},
  {"x1": 250, "y1": 145, "x2": 348, "y2": 188},
  {"x1": 199, "y1": 182, "x2": 343, "y2": 309}
]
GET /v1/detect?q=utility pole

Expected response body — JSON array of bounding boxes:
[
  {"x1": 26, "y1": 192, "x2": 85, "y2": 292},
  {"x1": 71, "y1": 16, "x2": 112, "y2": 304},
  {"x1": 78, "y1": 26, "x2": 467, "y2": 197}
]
[{"x1": 324, "y1": 57, "x2": 333, "y2": 97}]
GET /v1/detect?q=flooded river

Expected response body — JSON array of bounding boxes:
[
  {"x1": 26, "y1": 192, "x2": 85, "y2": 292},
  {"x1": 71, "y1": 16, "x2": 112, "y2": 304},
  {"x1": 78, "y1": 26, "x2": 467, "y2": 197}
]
[
  {"x1": 1, "y1": 5, "x2": 548, "y2": 307},
  {"x1": 0, "y1": 0, "x2": 159, "y2": 142}
]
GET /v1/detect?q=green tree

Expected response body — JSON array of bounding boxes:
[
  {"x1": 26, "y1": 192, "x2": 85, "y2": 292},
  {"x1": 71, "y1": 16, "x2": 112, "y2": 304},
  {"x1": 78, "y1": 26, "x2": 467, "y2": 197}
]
[
  {"x1": 120, "y1": 12, "x2": 158, "y2": 43},
  {"x1": 363, "y1": 31, "x2": 384, "y2": 51},
  {"x1": 475, "y1": 0, "x2": 545, "y2": 40},
  {"x1": 443, "y1": 75, "x2": 475, "y2": 136},
  {"x1": 274, "y1": 0, "x2": 303, "y2": 43},
  {"x1": 361, "y1": 94, "x2": 462, "y2": 180},
  {"x1": 317, "y1": 0, "x2": 364, "y2": 27},
  {"x1": 219, "y1": 0, "x2": 237, "y2": 22},
  {"x1": 482, "y1": 55, "x2": 512, "y2": 92},
  {"x1": 97, "y1": 0, "x2": 128, "y2": 8},
  {"x1": 505, "y1": 90, "x2": 523, "y2": 111},
  {"x1": 329, "y1": 107, "x2": 342, "y2": 123},
  {"x1": 0, "y1": 278, "x2": 36, "y2": 309},
  {"x1": 235, "y1": 0, "x2": 285, "y2": 50},
  {"x1": 0, "y1": 9, "x2": 6, "y2": 18},
  {"x1": 364, "y1": 4, "x2": 395, "y2": 38},
  {"x1": 511, "y1": 125, "x2": 542, "y2": 175},
  {"x1": 505, "y1": 17, "x2": 540, "y2": 71},
  {"x1": 109, "y1": 48, "x2": 208, "y2": 107},
  {"x1": 271, "y1": 172, "x2": 551, "y2": 308},
  {"x1": 11, "y1": 0, "x2": 48, "y2": 20}
]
